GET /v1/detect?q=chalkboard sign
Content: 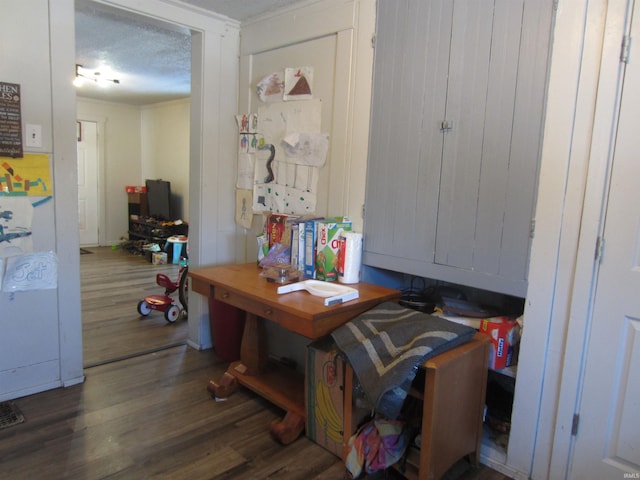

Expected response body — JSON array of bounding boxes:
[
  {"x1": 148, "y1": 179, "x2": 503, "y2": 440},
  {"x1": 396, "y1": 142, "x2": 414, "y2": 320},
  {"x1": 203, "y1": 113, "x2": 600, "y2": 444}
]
[{"x1": 0, "y1": 82, "x2": 22, "y2": 158}]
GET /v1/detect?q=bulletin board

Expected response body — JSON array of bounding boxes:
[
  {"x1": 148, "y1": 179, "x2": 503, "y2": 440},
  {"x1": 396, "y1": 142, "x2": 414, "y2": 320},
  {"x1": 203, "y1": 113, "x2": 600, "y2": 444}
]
[{"x1": 251, "y1": 99, "x2": 328, "y2": 214}]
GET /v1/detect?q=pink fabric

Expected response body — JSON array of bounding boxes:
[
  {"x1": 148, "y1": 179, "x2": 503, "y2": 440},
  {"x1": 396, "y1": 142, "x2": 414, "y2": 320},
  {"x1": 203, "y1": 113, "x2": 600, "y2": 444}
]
[{"x1": 345, "y1": 416, "x2": 409, "y2": 478}]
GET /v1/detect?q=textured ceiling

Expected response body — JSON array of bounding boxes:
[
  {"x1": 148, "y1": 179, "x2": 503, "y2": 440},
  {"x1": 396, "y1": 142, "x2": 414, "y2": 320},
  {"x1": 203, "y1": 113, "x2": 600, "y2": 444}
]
[
  {"x1": 75, "y1": 0, "x2": 302, "y2": 105},
  {"x1": 178, "y1": 0, "x2": 305, "y2": 22}
]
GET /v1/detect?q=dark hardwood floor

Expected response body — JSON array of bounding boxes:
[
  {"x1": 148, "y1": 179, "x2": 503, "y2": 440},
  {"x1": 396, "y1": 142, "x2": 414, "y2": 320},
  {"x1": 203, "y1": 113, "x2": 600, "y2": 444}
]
[
  {"x1": 0, "y1": 248, "x2": 512, "y2": 479},
  {"x1": 80, "y1": 246, "x2": 188, "y2": 367}
]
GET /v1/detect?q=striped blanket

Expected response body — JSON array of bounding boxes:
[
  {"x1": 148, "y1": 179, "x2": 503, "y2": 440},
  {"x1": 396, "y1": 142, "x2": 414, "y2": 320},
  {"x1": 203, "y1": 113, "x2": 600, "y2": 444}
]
[{"x1": 331, "y1": 302, "x2": 476, "y2": 419}]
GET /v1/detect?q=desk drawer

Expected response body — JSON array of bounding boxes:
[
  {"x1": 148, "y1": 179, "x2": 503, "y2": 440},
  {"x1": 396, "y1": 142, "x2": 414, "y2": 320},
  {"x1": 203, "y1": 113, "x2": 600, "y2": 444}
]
[
  {"x1": 190, "y1": 277, "x2": 211, "y2": 296},
  {"x1": 214, "y1": 287, "x2": 280, "y2": 323}
]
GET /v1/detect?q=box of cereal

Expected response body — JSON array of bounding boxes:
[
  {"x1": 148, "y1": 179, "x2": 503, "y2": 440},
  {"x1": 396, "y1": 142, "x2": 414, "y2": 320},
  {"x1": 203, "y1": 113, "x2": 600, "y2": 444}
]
[{"x1": 315, "y1": 218, "x2": 352, "y2": 281}]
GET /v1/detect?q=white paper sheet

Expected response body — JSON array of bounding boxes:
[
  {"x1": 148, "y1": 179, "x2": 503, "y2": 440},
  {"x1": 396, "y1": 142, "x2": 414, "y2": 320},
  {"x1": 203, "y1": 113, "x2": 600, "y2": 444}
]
[
  {"x1": 235, "y1": 189, "x2": 253, "y2": 229},
  {"x1": 254, "y1": 99, "x2": 326, "y2": 214},
  {"x1": 2, "y1": 251, "x2": 58, "y2": 292},
  {"x1": 236, "y1": 152, "x2": 255, "y2": 190}
]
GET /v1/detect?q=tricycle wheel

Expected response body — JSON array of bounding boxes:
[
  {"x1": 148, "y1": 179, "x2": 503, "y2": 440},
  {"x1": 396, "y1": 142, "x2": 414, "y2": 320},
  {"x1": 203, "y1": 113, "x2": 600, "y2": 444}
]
[
  {"x1": 137, "y1": 300, "x2": 151, "y2": 316},
  {"x1": 178, "y1": 266, "x2": 189, "y2": 312},
  {"x1": 165, "y1": 304, "x2": 180, "y2": 323}
]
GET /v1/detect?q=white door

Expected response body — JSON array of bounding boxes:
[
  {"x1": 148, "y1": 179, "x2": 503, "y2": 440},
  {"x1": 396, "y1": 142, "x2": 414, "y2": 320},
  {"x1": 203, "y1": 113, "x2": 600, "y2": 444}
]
[
  {"x1": 77, "y1": 120, "x2": 99, "y2": 246},
  {"x1": 569, "y1": 2, "x2": 640, "y2": 477}
]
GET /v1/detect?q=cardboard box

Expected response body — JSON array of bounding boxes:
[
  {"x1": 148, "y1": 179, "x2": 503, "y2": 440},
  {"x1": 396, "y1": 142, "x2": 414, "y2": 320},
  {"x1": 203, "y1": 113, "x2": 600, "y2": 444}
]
[
  {"x1": 152, "y1": 252, "x2": 167, "y2": 265},
  {"x1": 266, "y1": 213, "x2": 292, "y2": 247},
  {"x1": 303, "y1": 219, "x2": 322, "y2": 278},
  {"x1": 315, "y1": 219, "x2": 352, "y2": 281},
  {"x1": 479, "y1": 317, "x2": 520, "y2": 370},
  {"x1": 306, "y1": 336, "x2": 369, "y2": 459}
]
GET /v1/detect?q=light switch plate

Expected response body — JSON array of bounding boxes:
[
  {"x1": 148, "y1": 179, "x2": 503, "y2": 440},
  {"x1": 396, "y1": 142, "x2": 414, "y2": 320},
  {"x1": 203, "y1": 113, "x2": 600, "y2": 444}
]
[{"x1": 25, "y1": 124, "x2": 42, "y2": 148}]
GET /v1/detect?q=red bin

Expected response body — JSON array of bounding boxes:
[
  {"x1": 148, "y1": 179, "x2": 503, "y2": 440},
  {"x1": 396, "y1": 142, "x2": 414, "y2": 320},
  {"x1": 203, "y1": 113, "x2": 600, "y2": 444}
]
[{"x1": 208, "y1": 297, "x2": 245, "y2": 362}]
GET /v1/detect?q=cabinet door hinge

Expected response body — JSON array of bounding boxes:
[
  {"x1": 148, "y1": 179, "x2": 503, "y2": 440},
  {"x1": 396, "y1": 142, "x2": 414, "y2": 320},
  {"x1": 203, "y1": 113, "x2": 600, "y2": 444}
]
[
  {"x1": 621, "y1": 35, "x2": 631, "y2": 64},
  {"x1": 595, "y1": 236, "x2": 605, "y2": 264},
  {"x1": 571, "y1": 413, "x2": 580, "y2": 436},
  {"x1": 530, "y1": 219, "x2": 536, "y2": 238},
  {"x1": 371, "y1": 33, "x2": 376, "y2": 49}
]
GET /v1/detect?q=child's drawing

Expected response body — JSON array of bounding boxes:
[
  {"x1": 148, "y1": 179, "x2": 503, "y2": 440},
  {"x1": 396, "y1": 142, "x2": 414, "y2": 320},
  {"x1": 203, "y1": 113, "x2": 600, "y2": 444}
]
[
  {"x1": 0, "y1": 197, "x2": 33, "y2": 256},
  {"x1": 2, "y1": 251, "x2": 58, "y2": 292}
]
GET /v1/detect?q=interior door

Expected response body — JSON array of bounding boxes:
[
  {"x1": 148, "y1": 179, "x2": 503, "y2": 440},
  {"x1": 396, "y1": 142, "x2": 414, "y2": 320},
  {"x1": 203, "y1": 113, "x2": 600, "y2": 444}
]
[
  {"x1": 569, "y1": 1, "x2": 640, "y2": 476},
  {"x1": 77, "y1": 120, "x2": 99, "y2": 246}
]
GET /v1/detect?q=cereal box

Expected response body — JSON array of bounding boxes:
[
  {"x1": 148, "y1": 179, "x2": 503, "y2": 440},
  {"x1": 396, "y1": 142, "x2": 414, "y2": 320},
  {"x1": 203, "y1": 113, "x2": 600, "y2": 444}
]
[
  {"x1": 267, "y1": 213, "x2": 293, "y2": 247},
  {"x1": 315, "y1": 218, "x2": 352, "y2": 281}
]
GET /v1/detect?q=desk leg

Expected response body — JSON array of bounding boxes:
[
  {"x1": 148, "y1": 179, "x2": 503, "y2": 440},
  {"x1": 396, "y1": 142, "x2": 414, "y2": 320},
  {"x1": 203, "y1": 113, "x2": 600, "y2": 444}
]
[
  {"x1": 270, "y1": 411, "x2": 306, "y2": 445},
  {"x1": 240, "y1": 312, "x2": 267, "y2": 376},
  {"x1": 207, "y1": 312, "x2": 267, "y2": 399},
  {"x1": 207, "y1": 372, "x2": 237, "y2": 398},
  {"x1": 207, "y1": 310, "x2": 304, "y2": 444}
]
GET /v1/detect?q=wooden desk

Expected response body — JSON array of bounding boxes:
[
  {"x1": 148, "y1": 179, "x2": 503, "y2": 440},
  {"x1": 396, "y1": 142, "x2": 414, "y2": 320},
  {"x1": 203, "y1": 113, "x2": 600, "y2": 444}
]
[{"x1": 189, "y1": 263, "x2": 400, "y2": 444}]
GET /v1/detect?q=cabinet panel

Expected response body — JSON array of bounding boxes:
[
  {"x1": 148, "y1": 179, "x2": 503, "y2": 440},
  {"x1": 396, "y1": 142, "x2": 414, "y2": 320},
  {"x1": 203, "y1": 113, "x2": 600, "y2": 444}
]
[
  {"x1": 436, "y1": 0, "x2": 525, "y2": 274},
  {"x1": 364, "y1": 0, "x2": 552, "y2": 297},
  {"x1": 364, "y1": 0, "x2": 451, "y2": 260},
  {"x1": 436, "y1": 0, "x2": 496, "y2": 269}
]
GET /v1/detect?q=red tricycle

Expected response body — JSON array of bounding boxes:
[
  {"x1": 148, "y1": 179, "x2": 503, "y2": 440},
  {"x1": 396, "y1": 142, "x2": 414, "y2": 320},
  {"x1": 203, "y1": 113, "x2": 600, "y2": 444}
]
[{"x1": 137, "y1": 258, "x2": 189, "y2": 323}]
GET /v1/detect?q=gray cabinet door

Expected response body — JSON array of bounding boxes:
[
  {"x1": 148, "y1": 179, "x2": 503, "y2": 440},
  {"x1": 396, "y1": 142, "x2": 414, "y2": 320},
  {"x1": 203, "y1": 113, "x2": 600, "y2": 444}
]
[{"x1": 364, "y1": 0, "x2": 552, "y2": 297}]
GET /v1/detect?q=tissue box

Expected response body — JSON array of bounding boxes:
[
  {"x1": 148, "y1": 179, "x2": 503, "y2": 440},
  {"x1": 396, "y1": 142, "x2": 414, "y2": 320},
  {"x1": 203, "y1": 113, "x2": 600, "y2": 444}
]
[
  {"x1": 152, "y1": 252, "x2": 167, "y2": 265},
  {"x1": 479, "y1": 317, "x2": 520, "y2": 370}
]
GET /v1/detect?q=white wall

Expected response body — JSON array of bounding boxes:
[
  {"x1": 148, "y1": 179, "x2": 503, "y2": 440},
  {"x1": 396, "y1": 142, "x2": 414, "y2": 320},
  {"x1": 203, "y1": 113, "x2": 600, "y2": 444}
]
[
  {"x1": 237, "y1": 0, "x2": 376, "y2": 262},
  {"x1": 141, "y1": 99, "x2": 190, "y2": 220},
  {"x1": 0, "y1": 0, "x2": 239, "y2": 399},
  {"x1": 77, "y1": 98, "x2": 141, "y2": 245},
  {"x1": 77, "y1": 97, "x2": 190, "y2": 244},
  {"x1": 0, "y1": 0, "x2": 83, "y2": 401}
]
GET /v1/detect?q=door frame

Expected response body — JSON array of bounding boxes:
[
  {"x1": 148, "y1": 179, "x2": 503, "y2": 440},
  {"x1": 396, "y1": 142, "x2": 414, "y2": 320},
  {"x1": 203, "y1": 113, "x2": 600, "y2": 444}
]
[
  {"x1": 507, "y1": 0, "x2": 633, "y2": 477},
  {"x1": 80, "y1": 0, "x2": 240, "y2": 352},
  {"x1": 544, "y1": 0, "x2": 632, "y2": 477}
]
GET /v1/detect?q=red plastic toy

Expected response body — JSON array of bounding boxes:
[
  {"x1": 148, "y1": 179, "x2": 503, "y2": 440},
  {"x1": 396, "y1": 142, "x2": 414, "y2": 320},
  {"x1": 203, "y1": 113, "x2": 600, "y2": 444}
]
[{"x1": 137, "y1": 259, "x2": 188, "y2": 323}]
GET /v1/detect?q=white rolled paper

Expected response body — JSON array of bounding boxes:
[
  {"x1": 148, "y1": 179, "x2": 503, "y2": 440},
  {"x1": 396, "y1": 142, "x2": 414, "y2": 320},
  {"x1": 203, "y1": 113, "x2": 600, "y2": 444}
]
[{"x1": 338, "y1": 231, "x2": 363, "y2": 284}]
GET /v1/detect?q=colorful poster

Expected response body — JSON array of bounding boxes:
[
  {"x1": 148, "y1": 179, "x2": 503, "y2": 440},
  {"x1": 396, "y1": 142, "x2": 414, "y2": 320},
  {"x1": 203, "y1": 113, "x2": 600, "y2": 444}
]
[{"x1": 0, "y1": 154, "x2": 52, "y2": 196}]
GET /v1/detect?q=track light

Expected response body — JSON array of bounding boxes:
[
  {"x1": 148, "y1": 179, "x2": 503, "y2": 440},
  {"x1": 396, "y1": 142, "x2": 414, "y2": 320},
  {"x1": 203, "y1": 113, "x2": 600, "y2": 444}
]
[{"x1": 74, "y1": 64, "x2": 120, "y2": 87}]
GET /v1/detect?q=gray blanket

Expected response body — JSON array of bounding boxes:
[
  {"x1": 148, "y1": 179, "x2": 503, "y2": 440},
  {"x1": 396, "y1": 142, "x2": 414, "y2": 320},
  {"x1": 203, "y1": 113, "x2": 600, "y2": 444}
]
[{"x1": 331, "y1": 302, "x2": 476, "y2": 419}]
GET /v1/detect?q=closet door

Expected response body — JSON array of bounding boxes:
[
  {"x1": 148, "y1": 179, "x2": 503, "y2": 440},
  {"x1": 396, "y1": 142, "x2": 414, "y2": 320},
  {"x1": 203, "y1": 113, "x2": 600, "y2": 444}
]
[
  {"x1": 435, "y1": 0, "x2": 526, "y2": 274},
  {"x1": 364, "y1": 0, "x2": 551, "y2": 296},
  {"x1": 364, "y1": 0, "x2": 451, "y2": 262}
]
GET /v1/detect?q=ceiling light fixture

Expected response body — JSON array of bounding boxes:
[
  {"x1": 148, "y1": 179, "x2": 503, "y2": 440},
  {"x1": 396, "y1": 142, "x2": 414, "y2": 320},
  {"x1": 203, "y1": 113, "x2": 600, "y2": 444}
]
[{"x1": 73, "y1": 64, "x2": 120, "y2": 87}]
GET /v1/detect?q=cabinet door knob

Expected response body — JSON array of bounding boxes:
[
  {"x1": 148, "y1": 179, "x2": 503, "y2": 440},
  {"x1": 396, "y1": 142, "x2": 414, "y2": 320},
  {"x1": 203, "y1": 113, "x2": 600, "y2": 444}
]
[
  {"x1": 264, "y1": 308, "x2": 273, "y2": 316},
  {"x1": 440, "y1": 120, "x2": 454, "y2": 132},
  {"x1": 221, "y1": 292, "x2": 230, "y2": 299}
]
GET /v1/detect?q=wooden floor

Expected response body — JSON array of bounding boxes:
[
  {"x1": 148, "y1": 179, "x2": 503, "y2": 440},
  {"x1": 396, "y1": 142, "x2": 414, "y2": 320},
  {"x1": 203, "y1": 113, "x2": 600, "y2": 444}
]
[
  {"x1": 0, "y1": 248, "x2": 512, "y2": 479},
  {"x1": 80, "y1": 246, "x2": 188, "y2": 367}
]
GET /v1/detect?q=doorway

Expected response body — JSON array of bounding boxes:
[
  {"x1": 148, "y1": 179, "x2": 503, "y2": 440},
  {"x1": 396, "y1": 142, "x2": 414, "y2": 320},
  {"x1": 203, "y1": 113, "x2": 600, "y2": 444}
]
[{"x1": 75, "y1": 3, "x2": 192, "y2": 366}]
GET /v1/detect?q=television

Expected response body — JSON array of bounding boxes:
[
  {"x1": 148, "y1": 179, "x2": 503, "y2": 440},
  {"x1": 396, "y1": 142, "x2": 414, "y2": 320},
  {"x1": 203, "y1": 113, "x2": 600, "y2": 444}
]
[{"x1": 145, "y1": 179, "x2": 171, "y2": 221}]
